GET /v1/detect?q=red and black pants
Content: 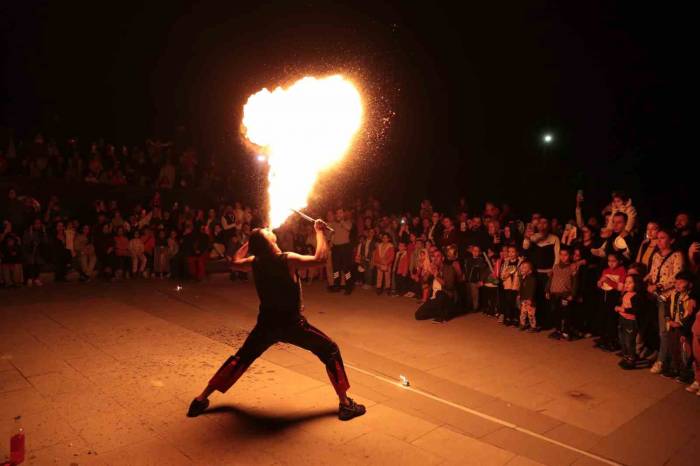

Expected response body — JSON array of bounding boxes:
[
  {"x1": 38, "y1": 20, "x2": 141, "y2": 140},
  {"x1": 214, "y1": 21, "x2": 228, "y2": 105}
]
[{"x1": 208, "y1": 317, "x2": 350, "y2": 396}]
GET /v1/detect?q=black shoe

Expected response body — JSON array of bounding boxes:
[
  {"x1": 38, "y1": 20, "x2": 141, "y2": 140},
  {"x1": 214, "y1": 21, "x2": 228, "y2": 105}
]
[
  {"x1": 548, "y1": 330, "x2": 561, "y2": 340},
  {"x1": 339, "y1": 398, "x2": 366, "y2": 421},
  {"x1": 187, "y1": 397, "x2": 209, "y2": 417},
  {"x1": 661, "y1": 369, "x2": 678, "y2": 379}
]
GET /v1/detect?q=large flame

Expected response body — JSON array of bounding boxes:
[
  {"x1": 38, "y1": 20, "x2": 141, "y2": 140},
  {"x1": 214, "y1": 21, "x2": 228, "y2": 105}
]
[{"x1": 242, "y1": 75, "x2": 363, "y2": 228}]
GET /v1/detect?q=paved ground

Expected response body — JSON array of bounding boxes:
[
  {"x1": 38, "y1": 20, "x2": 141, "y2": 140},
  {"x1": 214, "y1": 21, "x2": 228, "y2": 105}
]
[{"x1": 1, "y1": 276, "x2": 699, "y2": 465}]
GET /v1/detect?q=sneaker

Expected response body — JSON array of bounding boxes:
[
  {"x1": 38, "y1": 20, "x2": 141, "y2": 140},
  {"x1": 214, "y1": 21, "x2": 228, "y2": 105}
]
[
  {"x1": 675, "y1": 374, "x2": 694, "y2": 385},
  {"x1": 497, "y1": 315, "x2": 505, "y2": 324},
  {"x1": 527, "y1": 327, "x2": 541, "y2": 333},
  {"x1": 548, "y1": 330, "x2": 561, "y2": 340},
  {"x1": 685, "y1": 381, "x2": 700, "y2": 393},
  {"x1": 186, "y1": 397, "x2": 210, "y2": 417},
  {"x1": 338, "y1": 397, "x2": 366, "y2": 421},
  {"x1": 518, "y1": 325, "x2": 527, "y2": 331},
  {"x1": 650, "y1": 361, "x2": 663, "y2": 374},
  {"x1": 404, "y1": 292, "x2": 415, "y2": 298}
]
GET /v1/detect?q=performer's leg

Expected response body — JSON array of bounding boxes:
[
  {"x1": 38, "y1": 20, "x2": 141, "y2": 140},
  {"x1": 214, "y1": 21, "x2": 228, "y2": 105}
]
[
  {"x1": 281, "y1": 320, "x2": 352, "y2": 399},
  {"x1": 198, "y1": 325, "x2": 274, "y2": 398}
]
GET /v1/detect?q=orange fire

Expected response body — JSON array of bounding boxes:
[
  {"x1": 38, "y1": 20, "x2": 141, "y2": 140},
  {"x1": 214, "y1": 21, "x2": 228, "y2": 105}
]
[{"x1": 242, "y1": 75, "x2": 363, "y2": 228}]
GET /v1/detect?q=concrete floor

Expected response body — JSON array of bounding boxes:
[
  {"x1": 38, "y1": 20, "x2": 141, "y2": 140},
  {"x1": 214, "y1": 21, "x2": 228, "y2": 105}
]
[{"x1": 1, "y1": 277, "x2": 698, "y2": 465}]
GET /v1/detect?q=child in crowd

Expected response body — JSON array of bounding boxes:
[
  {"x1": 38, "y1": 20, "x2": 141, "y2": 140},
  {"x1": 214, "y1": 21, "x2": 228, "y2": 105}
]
[
  {"x1": 373, "y1": 233, "x2": 395, "y2": 295},
  {"x1": 153, "y1": 228, "x2": 170, "y2": 278},
  {"x1": 615, "y1": 274, "x2": 645, "y2": 369},
  {"x1": 1, "y1": 235, "x2": 24, "y2": 287},
  {"x1": 500, "y1": 245, "x2": 522, "y2": 326},
  {"x1": 596, "y1": 253, "x2": 626, "y2": 351},
  {"x1": 546, "y1": 248, "x2": 577, "y2": 340},
  {"x1": 113, "y1": 227, "x2": 131, "y2": 279},
  {"x1": 482, "y1": 248, "x2": 502, "y2": 318},
  {"x1": 663, "y1": 272, "x2": 697, "y2": 381},
  {"x1": 519, "y1": 261, "x2": 538, "y2": 331},
  {"x1": 129, "y1": 229, "x2": 147, "y2": 277}
]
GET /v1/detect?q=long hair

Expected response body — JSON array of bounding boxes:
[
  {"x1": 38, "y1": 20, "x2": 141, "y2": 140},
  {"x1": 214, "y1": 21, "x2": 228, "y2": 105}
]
[{"x1": 248, "y1": 228, "x2": 277, "y2": 260}]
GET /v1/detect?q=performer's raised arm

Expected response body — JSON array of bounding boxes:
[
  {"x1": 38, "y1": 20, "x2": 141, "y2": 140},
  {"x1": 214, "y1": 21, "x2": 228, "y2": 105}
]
[
  {"x1": 231, "y1": 241, "x2": 254, "y2": 272},
  {"x1": 287, "y1": 220, "x2": 328, "y2": 269}
]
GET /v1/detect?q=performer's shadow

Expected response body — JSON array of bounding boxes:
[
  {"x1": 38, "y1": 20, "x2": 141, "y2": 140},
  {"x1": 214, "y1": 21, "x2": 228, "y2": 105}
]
[{"x1": 201, "y1": 404, "x2": 337, "y2": 434}]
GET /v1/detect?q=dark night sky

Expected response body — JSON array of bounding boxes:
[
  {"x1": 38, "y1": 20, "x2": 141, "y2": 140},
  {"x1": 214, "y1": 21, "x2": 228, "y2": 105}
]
[{"x1": 0, "y1": 1, "x2": 694, "y2": 219}]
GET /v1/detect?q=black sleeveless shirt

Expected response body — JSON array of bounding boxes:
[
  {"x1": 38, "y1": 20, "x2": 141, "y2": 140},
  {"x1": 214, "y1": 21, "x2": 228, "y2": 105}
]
[{"x1": 252, "y1": 253, "x2": 303, "y2": 325}]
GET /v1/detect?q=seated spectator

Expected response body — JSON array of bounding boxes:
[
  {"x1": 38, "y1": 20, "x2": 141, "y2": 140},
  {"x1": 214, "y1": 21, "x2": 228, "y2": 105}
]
[{"x1": 51, "y1": 221, "x2": 72, "y2": 282}]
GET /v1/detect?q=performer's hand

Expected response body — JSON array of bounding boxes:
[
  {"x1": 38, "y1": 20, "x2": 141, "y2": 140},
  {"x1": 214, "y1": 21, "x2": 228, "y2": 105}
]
[{"x1": 314, "y1": 219, "x2": 325, "y2": 232}]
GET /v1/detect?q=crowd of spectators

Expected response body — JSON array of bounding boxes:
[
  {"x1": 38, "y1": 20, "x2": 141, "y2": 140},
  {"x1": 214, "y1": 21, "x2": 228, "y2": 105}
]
[{"x1": 2, "y1": 132, "x2": 700, "y2": 399}]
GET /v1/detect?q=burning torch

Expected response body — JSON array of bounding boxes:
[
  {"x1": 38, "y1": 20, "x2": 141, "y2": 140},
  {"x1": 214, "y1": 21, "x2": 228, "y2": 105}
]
[{"x1": 291, "y1": 208, "x2": 334, "y2": 232}]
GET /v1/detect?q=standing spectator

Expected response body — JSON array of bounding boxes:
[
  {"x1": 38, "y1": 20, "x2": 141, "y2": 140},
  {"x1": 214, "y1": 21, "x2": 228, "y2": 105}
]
[
  {"x1": 168, "y1": 230, "x2": 183, "y2": 279},
  {"x1": 329, "y1": 208, "x2": 355, "y2": 294},
  {"x1": 438, "y1": 217, "x2": 458, "y2": 250},
  {"x1": 662, "y1": 271, "x2": 697, "y2": 381},
  {"x1": 153, "y1": 229, "x2": 170, "y2": 278},
  {"x1": 464, "y1": 245, "x2": 488, "y2": 311},
  {"x1": 592, "y1": 212, "x2": 634, "y2": 263},
  {"x1": 113, "y1": 227, "x2": 131, "y2": 279},
  {"x1": 646, "y1": 228, "x2": 685, "y2": 374},
  {"x1": 636, "y1": 221, "x2": 660, "y2": 268},
  {"x1": 391, "y1": 242, "x2": 410, "y2": 296},
  {"x1": 616, "y1": 274, "x2": 646, "y2": 369},
  {"x1": 94, "y1": 223, "x2": 115, "y2": 279},
  {"x1": 674, "y1": 212, "x2": 695, "y2": 255},
  {"x1": 519, "y1": 261, "x2": 538, "y2": 331},
  {"x1": 373, "y1": 233, "x2": 395, "y2": 295},
  {"x1": 596, "y1": 253, "x2": 627, "y2": 351},
  {"x1": 1, "y1": 232, "x2": 24, "y2": 287},
  {"x1": 129, "y1": 230, "x2": 148, "y2": 277},
  {"x1": 500, "y1": 245, "x2": 522, "y2": 326},
  {"x1": 546, "y1": 248, "x2": 578, "y2": 340},
  {"x1": 523, "y1": 218, "x2": 560, "y2": 328},
  {"x1": 51, "y1": 222, "x2": 72, "y2": 282},
  {"x1": 355, "y1": 229, "x2": 376, "y2": 289},
  {"x1": 181, "y1": 223, "x2": 208, "y2": 281},
  {"x1": 74, "y1": 225, "x2": 97, "y2": 281},
  {"x1": 3, "y1": 188, "x2": 26, "y2": 234}
]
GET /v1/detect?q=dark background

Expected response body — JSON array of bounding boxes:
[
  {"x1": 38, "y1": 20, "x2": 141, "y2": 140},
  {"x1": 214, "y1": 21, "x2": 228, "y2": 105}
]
[{"x1": 0, "y1": 1, "x2": 693, "y2": 220}]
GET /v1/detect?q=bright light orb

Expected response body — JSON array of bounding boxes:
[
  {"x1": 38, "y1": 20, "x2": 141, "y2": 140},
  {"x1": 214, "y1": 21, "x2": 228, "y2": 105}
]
[
  {"x1": 543, "y1": 133, "x2": 554, "y2": 144},
  {"x1": 243, "y1": 75, "x2": 363, "y2": 228}
]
